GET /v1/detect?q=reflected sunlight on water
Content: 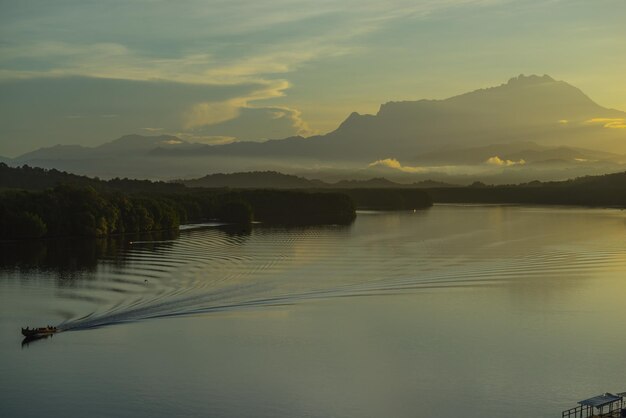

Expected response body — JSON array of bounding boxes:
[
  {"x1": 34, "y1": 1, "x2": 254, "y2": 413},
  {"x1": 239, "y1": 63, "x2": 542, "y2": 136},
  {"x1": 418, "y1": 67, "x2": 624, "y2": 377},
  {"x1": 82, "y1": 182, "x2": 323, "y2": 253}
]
[{"x1": 1, "y1": 205, "x2": 626, "y2": 418}]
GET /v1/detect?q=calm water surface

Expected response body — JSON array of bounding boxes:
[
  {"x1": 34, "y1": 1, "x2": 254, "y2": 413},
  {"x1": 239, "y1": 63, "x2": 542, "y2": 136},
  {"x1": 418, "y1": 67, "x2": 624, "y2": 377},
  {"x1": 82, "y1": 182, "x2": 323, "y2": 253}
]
[{"x1": 1, "y1": 205, "x2": 625, "y2": 418}]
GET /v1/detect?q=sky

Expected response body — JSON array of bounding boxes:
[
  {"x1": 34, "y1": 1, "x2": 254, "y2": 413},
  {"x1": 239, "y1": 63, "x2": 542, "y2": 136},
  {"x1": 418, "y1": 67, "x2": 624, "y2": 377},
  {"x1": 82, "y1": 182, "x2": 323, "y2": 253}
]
[{"x1": 1, "y1": 0, "x2": 625, "y2": 157}]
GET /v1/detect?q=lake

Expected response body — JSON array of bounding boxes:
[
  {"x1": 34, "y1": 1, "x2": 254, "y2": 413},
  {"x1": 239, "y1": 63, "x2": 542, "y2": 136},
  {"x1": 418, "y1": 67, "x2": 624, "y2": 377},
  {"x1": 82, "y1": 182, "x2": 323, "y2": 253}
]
[{"x1": 1, "y1": 205, "x2": 625, "y2": 418}]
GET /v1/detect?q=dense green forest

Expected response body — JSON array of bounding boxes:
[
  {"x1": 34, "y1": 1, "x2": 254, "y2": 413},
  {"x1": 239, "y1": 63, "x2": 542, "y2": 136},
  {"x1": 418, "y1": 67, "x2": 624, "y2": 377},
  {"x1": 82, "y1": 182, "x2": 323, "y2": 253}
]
[
  {"x1": 0, "y1": 185, "x2": 357, "y2": 239},
  {"x1": 0, "y1": 164, "x2": 435, "y2": 240},
  {"x1": 428, "y1": 186, "x2": 626, "y2": 206},
  {"x1": 428, "y1": 172, "x2": 626, "y2": 206},
  {"x1": 8, "y1": 162, "x2": 625, "y2": 240},
  {"x1": 0, "y1": 164, "x2": 360, "y2": 239}
]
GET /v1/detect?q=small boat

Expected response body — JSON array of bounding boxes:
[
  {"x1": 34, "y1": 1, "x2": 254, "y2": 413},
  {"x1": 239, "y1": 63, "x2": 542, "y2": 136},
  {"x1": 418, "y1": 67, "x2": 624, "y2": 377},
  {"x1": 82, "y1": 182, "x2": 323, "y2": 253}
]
[{"x1": 21, "y1": 326, "x2": 58, "y2": 338}]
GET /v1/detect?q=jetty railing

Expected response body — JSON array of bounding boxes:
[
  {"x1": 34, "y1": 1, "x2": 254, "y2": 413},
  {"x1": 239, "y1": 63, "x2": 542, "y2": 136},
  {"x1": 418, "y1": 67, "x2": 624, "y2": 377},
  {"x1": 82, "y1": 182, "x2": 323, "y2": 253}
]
[
  {"x1": 562, "y1": 395, "x2": 625, "y2": 418},
  {"x1": 562, "y1": 404, "x2": 592, "y2": 418}
]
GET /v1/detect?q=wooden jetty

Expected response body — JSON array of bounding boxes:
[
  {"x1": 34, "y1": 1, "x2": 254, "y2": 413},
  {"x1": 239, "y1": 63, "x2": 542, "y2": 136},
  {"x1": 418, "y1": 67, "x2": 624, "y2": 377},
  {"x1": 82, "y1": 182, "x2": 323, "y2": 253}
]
[{"x1": 562, "y1": 392, "x2": 626, "y2": 418}]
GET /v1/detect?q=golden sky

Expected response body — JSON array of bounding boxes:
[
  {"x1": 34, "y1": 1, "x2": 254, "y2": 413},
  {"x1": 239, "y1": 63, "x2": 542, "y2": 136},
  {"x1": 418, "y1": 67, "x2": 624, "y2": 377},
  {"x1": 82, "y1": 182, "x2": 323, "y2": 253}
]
[{"x1": 1, "y1": 0, "x2": 625, "y2": 156}]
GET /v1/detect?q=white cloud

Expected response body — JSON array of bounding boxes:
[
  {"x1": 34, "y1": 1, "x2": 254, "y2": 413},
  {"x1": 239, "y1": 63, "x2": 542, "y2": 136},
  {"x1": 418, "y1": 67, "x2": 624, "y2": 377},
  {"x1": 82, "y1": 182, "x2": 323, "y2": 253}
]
[
  {"x1": 368, "y1": 158, "x2": 427, "y2": 173},
  {"x1": 366, "y1": 157, "x2": 514, "y2": 176},
  {"x1": 485, "y1": 156, "x2": 526, "y2": 166}
]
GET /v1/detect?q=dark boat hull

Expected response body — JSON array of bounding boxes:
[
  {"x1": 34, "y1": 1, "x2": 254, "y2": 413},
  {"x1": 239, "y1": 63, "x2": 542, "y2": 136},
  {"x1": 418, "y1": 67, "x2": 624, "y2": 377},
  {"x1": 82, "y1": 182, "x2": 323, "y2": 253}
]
[{"x1": 21, "y1": 327, "x2": 58, "y2": 337}]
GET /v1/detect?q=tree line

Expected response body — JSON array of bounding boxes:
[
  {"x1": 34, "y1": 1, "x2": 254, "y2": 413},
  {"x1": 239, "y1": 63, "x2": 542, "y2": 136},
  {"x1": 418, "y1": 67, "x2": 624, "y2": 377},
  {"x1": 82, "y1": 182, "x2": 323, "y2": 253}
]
[
  {"x1": 0, "y1": 184, "x2": 358, "y2": 239},
  {"x1": 0, "y1": 163, "x2": 440, "y2": 240}
]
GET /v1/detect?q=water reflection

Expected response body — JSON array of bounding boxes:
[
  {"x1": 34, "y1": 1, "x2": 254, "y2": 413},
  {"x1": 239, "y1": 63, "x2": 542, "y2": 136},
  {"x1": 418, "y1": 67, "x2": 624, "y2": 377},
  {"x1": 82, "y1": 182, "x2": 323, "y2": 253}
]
[
  {"x1": 2, "y1": 207, "x2": 626, "y2": 418},
  {"x1": 219, "y1": 223, "x2": 252, "y2": 237},
  {"x1": 3, "y1": 209, "x2": 626, "y2": 335},
  {"x1": 21, "y1": 333, "x2": 54, "y2": 348},
  {"x1": 0, "y1": 229, "x2": 180, "y2": 274}
]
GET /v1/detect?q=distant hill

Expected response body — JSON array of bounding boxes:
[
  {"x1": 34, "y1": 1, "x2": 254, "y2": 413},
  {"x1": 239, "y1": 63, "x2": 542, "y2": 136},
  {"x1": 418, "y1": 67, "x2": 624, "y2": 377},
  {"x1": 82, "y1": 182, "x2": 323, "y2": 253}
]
[
  {"x1": 95, "y1": 134, "x2": 200, "y2": 156},
  {"x1": 550, "y1": 170, "x2": 626, "y2": 188},
  {"x1": 331, "y1": 177, "x2": 401, "y2": 188},
  {"x1": 18, "y1": 161, "x2": 623, "y2": 194},
  {"x1": 428, "y1": 169, "x2": 626, "y2": 207},
  {"x1": 0, "y1": 163, "x2": 184, "y2": 193},
  {"x1": 16, "y1": 144, "x2": 93, "y2": 161},
  {"x1": 412, "y1": 179, "x2": 458, "y2": 188},
  {"x1": 3, "y1": 165, "x2": 444, "y2": 191},
  {"x1": 330, "y1": 177, "x2": 457, "y2": 188},
  {"x1": 412, "y1": 141, "x2": 624, "y2": 165},
  {"x1": 177, "y1": 171, "x2": 455, "y2": 189},
  {"x1": 178, "y1": 171, "x2": 326, "y2": 189},
  {"x1": 17, "y1": 134, "x2": 197, "y2": 161}
]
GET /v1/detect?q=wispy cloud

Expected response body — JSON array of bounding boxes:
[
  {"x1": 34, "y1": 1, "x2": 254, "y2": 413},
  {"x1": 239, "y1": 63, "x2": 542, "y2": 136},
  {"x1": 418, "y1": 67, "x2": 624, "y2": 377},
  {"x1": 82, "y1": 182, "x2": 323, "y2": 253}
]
[
  {"x1": 0, "y1": 42, "x2": 217, "y2": 84},
  {"x1": 183, "y1": 104, "x2": 315, "y2": 141},
  {"x1": 174, "y1": 133, "x2": 236, "y2": 145},
  {"x1": 0, "y1": 0, "x2": 515, "y2": 155},
  {"x1": 182, "y1": 80, "x2": 294, "y2": 129},
  {"x1": 0, "y1": 0, "x2": 504, "y2": 85},
  {"x1": 275, "y1": 106, "x2": 316, "y2": 137},
  {"x1": 586, "y1": 118, "x2": 626, "y2": 129}
]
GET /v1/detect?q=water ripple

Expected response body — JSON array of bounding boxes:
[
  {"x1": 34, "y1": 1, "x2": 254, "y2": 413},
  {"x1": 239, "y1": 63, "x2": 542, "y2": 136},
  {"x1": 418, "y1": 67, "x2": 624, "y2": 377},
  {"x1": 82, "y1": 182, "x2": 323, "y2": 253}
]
[{"x1": 51, "y1": 210, "x2": 626, "y2": 332}]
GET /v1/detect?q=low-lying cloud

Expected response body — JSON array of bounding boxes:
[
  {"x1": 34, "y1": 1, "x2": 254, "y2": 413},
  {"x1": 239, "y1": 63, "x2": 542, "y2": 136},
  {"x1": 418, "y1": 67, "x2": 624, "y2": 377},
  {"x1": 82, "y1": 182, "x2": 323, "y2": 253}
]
[
  {"x1": 485, "y1": 156, "x2": 526, "y2": 166},
  {"x1": 368, "y1": 158, "x2": 427, "y2": 173}
]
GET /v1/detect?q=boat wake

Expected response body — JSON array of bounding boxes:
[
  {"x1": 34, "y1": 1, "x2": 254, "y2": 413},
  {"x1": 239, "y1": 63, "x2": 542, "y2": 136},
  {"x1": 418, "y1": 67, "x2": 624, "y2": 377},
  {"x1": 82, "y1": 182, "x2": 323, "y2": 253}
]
[{"x1": 50, "y1": 215, "x2": 626, "y2": 333}]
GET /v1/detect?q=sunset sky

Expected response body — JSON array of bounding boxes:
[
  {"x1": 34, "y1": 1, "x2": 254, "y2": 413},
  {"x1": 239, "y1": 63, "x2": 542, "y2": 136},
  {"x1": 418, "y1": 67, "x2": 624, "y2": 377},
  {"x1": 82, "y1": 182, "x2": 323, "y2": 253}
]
[{"x1": 1, "y1": 0, "x2": 625, "y2": 156}]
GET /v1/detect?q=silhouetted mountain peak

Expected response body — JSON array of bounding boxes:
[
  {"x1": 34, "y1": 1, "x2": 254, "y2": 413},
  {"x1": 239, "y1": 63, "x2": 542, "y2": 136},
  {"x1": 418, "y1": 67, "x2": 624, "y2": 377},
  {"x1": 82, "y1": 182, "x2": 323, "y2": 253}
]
[
  {"x1": 449, "y1": 73, "x2": 594, "y2": 105},
  {"x1": 322, "y1": 74, "x2": 626, "y2": 160},
  {"x1": 334, "y1": 111, "x2": 377, "y2": 134},
  {"x1": 338, "y1": 111, "x2": 363, "y2": 125},
  {"x1": 505, "y1": 74, "x2": 555, "y2": 86},
  {"x1": 376, "y1": 99, "x2": 432, "y2": 117}
]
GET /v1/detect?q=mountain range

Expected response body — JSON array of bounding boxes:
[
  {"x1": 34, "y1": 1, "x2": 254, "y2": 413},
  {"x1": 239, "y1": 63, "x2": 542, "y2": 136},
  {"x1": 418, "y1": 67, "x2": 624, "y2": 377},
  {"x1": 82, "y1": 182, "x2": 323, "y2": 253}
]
[
  {"x1": 6, "y1": 74, "x2": 626, "y2": 183},
  {"x1": 177, "y1": 171, "x2": 455, "y2": 189}
]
